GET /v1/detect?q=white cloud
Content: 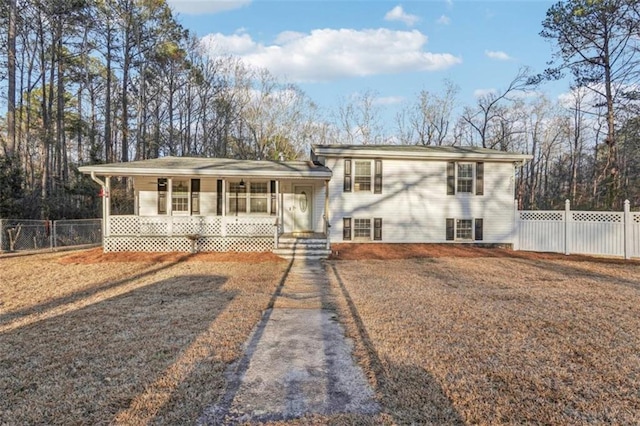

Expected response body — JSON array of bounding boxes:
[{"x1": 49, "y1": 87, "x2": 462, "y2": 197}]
[
  {"x1": 167, "y1": 0, "x2": 250, "y2": 15},
  {"x1": 485, "y1": 50, "x2": 512, "y2": 61},
  {"x1": 384, "y1": 5, "x2": 420, "y2": 27},
  {"x1": 274, "y1": 31, "x2": 306, "y2": 44},
  {"x1": 437, "y1": 15, "x2": 451, "y2": 25},
  {"x1": 201, "y1": 28, "x2": 462, "y2": 82},
  {"x1": 205, "y1": 32, "x2": 256, "y2": 54},
  {"x1": 373, "y1": 96, "x2": 405, "y2": 106},
  {"x1": 474, "y1": 88, "x2": 497, "y2": 98}
]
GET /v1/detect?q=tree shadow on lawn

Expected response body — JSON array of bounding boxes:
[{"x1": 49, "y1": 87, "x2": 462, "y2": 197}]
[
  {"x1": 0, "y1": 254, "x2": 192, "y2": 327},
  {"x1": 329, "y1": 264, "x2": 465, "y2": 425},
  {"x1": 0, "y1": 273, "x2": 236, "y2": 425},
  {"x1": 489, "y1": 253, "x2": 640, "y2": 291}
]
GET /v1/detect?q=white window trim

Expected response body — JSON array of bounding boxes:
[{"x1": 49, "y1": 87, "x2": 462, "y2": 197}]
[
  {"x1": 351, "y1": 158, "x2": 375, "y2": 193},
  {"x1": 170, "y1": 178, "x2": 190, "y2": 216},
  {"x1": 353, "y1": 218, "x2": 372, "y2": 240},
  {"x1": 455, "y1": 218, "x2": 474, "y2": 241},
  {"x1": 456, "y1": 163, "x2": 475, "y2": 194},
  {"x1": 226, "y1": 180, "x2": 272, "y2": 215},
  {"x1": 352, "y1": 159, "x2": 374, "y2": 193}
]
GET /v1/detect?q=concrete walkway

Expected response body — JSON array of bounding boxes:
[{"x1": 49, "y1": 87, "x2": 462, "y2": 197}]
[{"x1": 198, "y1": 259, "x2": 379, "y2": 424}]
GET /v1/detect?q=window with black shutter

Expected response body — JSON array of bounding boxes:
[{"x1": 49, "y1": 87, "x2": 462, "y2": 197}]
[
  {"x1": 373, "y1": 218, "x2": 382, "y2": 241},
  {"x1": 374, "y1": 160, "x2": 382, "y2": 194},
  {"x1": 191, "y1": 179, "x2": 200, "y2": 215},
  {"x1": 343, "y1": 217, "x2": 352, "y2": 240},
  {"x1": 446, "y1": 218, "x2": 454, "y2": 241},
  {"x1": 344, "y1": 159, "x2": 352, "y2": 192},
  {"x1": 157, "y1": 178, "x2": 167, "y2": 214},
  {"x1": 216, "y1": 180, "x2": 223, "y2": 216},
  {"x1": 476, "y1": 162, "x2": 484, "y2": 196},
  {"x1": 447, "y1": 162, "x2": 455, "y2": 195},
  {"x1": 475, "y1": 218, "x2": 484, "y2": 241}
]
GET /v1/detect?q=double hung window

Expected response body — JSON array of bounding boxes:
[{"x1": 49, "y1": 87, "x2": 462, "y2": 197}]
[
  {"x1": 227, "y1": 181, "x2": 272, "y2": 214},
  {"x1": 344, "y1": 159, "x2": 382, "y2": 193}
]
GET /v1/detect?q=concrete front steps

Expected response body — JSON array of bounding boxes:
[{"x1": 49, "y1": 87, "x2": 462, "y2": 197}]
[{"x1": 273, "y1": 236, "x2": 331, "y2": 260}]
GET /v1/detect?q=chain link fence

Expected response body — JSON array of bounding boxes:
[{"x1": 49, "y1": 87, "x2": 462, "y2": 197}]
[{"x1": 0, "y1": 219, "x2": 102, "y2": 253}]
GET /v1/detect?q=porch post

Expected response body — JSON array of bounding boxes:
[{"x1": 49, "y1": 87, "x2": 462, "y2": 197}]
[
  {"x1": 221, "y1": 178, "x2": 227, "y2": 237},
  {"x1": 274, "y1": 180, "x2": 280, "y2": 249},
  {"x1": 105, "y1": 176, "x2": 111, "y2": 237},
  {"x1": 624, "y1": 199, "x2": 631, "y2": 260},
  {"x1": 324, "y1": 179, "x2": 330, "y2": 249},
  {"x1": 564, "y1": 199, "x2": 570, "y2": 256},
  {"x1": 279, "y1": 182, "x2": 285, "y2": 233},
  {"x1": 167, "y1": 177, "x2": 173, "y2": 236}
]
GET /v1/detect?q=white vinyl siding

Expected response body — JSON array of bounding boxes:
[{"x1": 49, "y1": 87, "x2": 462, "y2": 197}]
[{"x1": 326, "y1": 157, "x2": 516, "y2": 244}]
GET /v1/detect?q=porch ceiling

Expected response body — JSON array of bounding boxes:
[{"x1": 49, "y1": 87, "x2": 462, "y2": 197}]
[{"x1": 78, "y1": 156, "x2": 332, "y2": 179}]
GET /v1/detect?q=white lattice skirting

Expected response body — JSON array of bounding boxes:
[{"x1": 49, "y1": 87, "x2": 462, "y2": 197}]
[{"x1": 104, "y1": 236, "x2": 274, "y2": 252}]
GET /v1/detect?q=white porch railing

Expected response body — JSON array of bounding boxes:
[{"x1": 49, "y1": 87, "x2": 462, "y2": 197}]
[
  {"x1": 516, "y1": 199, "x2": 639, "y2": 259},
  {"x1": 108, "y1": 215, "x2": 276, "y2": 237}
]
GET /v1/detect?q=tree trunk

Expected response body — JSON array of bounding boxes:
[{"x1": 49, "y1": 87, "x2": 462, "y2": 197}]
[{"x1": 7, "y1": 0, "x2": 17, "y2": 155}]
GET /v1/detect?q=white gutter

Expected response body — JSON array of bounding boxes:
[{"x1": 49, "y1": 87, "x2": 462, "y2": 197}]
[
  {"x1": 90, "y1": 171, "x2": 105, "y2": 187},
  {"x1": 90, "y1": 172, "x2": 107, "y2": 244}
]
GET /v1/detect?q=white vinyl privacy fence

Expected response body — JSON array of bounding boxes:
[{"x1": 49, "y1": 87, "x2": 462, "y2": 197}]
[
  {"x1": 0, "y1": 219, "x2": 102, "y2": 253},
  {"x1": 515, "y1": 200, "x2": 639, "y2": 259}
]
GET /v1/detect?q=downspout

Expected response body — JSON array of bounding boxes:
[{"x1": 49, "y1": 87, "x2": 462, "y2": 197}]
[{"x1": 91, "y1": 172, "x2": 107, "y2": 246}]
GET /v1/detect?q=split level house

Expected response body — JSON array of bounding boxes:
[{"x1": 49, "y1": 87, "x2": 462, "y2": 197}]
[{"x1": 79, "y1": 144, "x2": 531, "y2": 258}]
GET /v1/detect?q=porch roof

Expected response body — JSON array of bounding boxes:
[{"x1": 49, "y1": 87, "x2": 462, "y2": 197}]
[{"x1": 78, "y1": 156, "x2": 332, "y2": 179}]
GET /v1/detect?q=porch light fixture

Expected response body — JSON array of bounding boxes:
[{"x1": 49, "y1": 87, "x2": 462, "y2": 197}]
[{"x1": 239, "y1": 179, "x2": 245, "y2": 189}]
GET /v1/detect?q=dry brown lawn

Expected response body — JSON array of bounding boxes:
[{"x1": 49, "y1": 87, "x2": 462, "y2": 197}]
[
  {"x1": 3, "y1": 245, "x2": 640, "y2": 425},
  {"x1": 0, "y1": 249, "x2": 287, "y2": 425},
  {"x1": 328, "y1": 245, "x2": 640, "y2": 424}
]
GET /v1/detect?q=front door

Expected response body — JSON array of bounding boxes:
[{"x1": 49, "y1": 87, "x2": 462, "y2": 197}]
[{"x1": 293, "y1": 185, "x2": 313, "y2": 232}]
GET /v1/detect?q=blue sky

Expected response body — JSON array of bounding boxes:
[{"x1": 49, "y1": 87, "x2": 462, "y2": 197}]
[{"x1": 171, "y1": 1, "x2": 566, "y2": 124}]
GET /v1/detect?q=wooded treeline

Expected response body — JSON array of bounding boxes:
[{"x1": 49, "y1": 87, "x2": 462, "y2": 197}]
[{"x1": 0, "y1": 0, "x2": 639, "y2": 219}]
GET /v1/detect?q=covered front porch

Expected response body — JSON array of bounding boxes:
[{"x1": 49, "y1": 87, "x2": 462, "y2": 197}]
[{"x1": 78, "y1": 157, "x2": 332, "y2": 254}]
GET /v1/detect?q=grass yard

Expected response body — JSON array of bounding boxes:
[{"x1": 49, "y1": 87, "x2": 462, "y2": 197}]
[
  {"x1": 3, "y1": 245, "x2": 640, "y2": 425},
  {"x1": 328, "y1": 246, "x2": 640, "y2": 424},
  {"x1": 0, "y1": 249, "x2": 287, "y2": 425}
]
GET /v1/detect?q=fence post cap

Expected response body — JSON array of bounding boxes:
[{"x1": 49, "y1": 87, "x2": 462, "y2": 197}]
[{"x1": 624, "y1": 199, "x2": 630, "y2": 206}]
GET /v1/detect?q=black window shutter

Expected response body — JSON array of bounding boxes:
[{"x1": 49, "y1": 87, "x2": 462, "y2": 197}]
[
  {"x1": 157, "y1": 178, "x2": 167, "y2": 214},
  {"x1": 446, "y1": 218, "x2": 454, "y2": 241},
  {"x1": 216, "y1": 180, "x2": 223, "y2": 216},
  {"x1": 475, "y1": 218, "x2": 483, "y2": 241},
  {"x1": 374, "y1": 160, "x2": 382, "y2": 194},
  {"x1": 270, "y1": 180, "x2": 277, "y2": 215},
  {"x1": 191, "y1": 179, "x2": 201, "y2": 215},
  {"x1": 476, "y1": 162, "x2": 484, "y2": 196},
  {"x1": 447, "y1": 162, "x2": 455, "y2": 195},
  {"x1": 373, "y1": 218, "x2": 382, "y2": 241},
  {"x1": 343, "y1": 217, "x2": 352, "y2": 240},
  {"x1": 344, "y1": 159, "x2": 352, "y2": 192}
]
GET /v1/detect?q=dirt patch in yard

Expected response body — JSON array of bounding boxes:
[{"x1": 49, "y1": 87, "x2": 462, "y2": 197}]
[
  {"x1": 330, "y1": 243, "x2": 636, "y2": 264},
  {"x1": 328, "y1": 256, "x2": 640, "y2": 424},
  {"x1": 0, "y1": 250, "x2": 288, "y2": 425},
  {"x1": 59, "y1": 247, "x2": 285, "y2": 264}
]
